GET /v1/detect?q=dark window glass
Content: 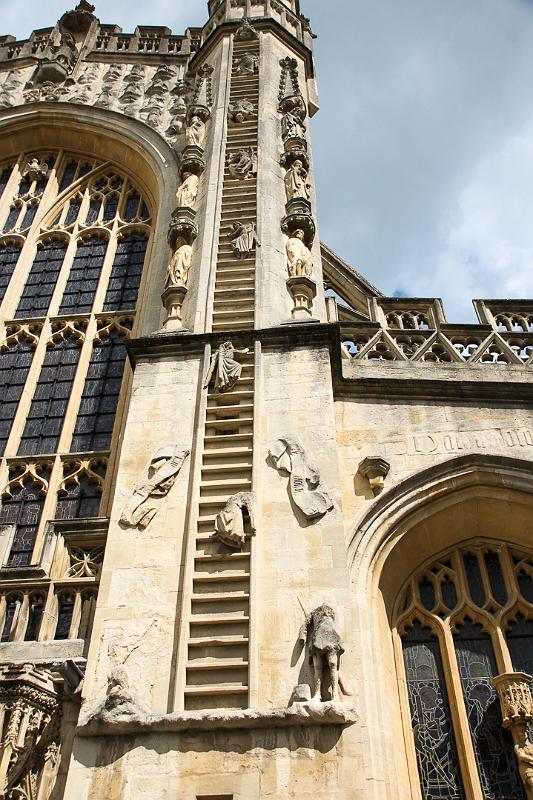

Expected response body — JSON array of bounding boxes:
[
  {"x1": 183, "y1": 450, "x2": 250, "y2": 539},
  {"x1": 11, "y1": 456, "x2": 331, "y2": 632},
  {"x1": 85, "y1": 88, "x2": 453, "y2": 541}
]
[
  {"x1": 123, "y1": 192, "x2": 140, "y2": 221},
  {"x1": 85, "y1": 196, "x2": 101, "y2": 224},
  {"x1": 402, "y1": 621, "x2": 464, "y2": 799},
  {"x1": 506, "y1": 615, "x2": 533, "y2": 677},
  {"x1": 15, "y1": 240, "x2": 68, "y2": 318},
  {"x1": 0, "y1": 166, "x2": 12, "y2": 200},
  {"x1": 454, "y1": 620, "x2": 524, "y2": 799},
  {"x1": 58, "y1": 160, "x2": 78, "y2": 193},
  {"x1": 102, "y1": 234, "x2": 147, "y2": 311},
  {"x1": 70, "y1": 330, "x2": 128, "y2": 453},
  {"x1": 18, "y1": 333, "x2": 82, "y2": 456},
  {"x1": 1, "y1": 597, "x2": 20, "y2": 641},
  {"x1": 0, "y1": 473, "x2": 49, "y2": 567},
  {"x1": 20, "y1": 204, "x2": 37, "y2": 230},
  {"x1": 0, "y1": 334, "x2": 35, "y2": 455},
  {"x1": 441, "y1": 576, "x2": 457, "y2": 610},
  {"x1": 518, "y1": 570, "x2": 533, "y2": 604},
  {"x1": 24, "y1": 595, "x2": 44, "y2": 641},
  {"x1": 484, "y1": 552, "x2": 508, "y2": 606},
  {"x1": 55, "y1": 470, "x2": 105, "y2": 519},
  {"x1": 103, "y1": 194, "x2": 119, "y2": 221},
  {"x1": 3, "y1": 204, "x2": 20, "y2": 233},
  {"x1": 65, "y1": 196, "x2": 82, "y2": 226},
  {"x1": 463, "y1": 553, "x2": 486, "y2": 608},
  {"x1": 55, "y1": 594, "x2": 75, "y2": 640},
  {"x1": 58, "y1": 236, "x2": 107, "y2": 315},
  {"x1": 0, "y1": 245, "x2": 21, "y2": 304},
  {"x1": 419, "y1": 577, "x2": 435, "y2": 612}
]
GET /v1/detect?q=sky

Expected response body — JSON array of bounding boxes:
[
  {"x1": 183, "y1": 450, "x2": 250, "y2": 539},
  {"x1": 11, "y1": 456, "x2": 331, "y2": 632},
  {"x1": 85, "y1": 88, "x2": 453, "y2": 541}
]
[{"x1": 2, "y1": 0, "x2": 533, "y2": 321}]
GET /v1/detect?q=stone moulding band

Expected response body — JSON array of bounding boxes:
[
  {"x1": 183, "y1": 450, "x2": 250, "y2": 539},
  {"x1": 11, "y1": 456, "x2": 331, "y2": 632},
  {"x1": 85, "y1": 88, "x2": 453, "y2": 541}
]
[{"x1": 77, "y1": 701, "x2": 357, "y2": 737}]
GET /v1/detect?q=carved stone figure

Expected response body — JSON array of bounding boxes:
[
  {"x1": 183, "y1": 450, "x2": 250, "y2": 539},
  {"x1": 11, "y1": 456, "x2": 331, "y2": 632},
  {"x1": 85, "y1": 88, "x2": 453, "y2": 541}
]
[
  {"x1": 22, "y1": 157, "x2": 49, "y2": 183},
  {"x1": 228, "y1": 147, "x2": 257, "y2": 179},
  {"x1": 95, "y1": 64, "x2": 123, "y2": 108},
  {"x1": 120, "y1": 445, "x2": 190, "y2": 528},
  {"x1": 215, "y1": 491, "x2": 257, "y2": 549},
  {"x1": 234, "y1": 16, "x2": 258, "y2": 40},
  {"x1": 299, "y1": 604, "x2": 349, "y2": 702},
  {"x1": 268, "y1": 436, "x2": 333, "y2": 519},
  {"x1": 166, "y1": 241, "x2": 192, "y2": 287},
  {"x1": 229, "y1": 221, "x2": 261, "y2": 259},
  {"x1": 119, "y1": 64, "x2": 145, "y2": 113},
  {"x1": 175, "y1": 172, "x2": 199, "y2": 209},
  {"x1": 515, "y1": 724, "x2": 533, "y2": 799},
  {"x1": 228, "y1": 98, "x2": 256, "y2": 124},
  {"x1": 286, "y1": 230, "x2": 313, "y2": 277},
  {"x1": 185, "y1": 115, "x2": 206, "y2": 147},
  {"x1": 89, "y1": 667, "x2": 145, "y2": 724},
  {"x1": 203, "y1": 341, "x2": 250, "y2": 393},
  {"x1": 284, "y1": 159, "x2": 311, "y2": 202},
  {"x1": 234, "y1": 52, "x2": 259, "y2": 75},
  {"x1": 281, "y1": 110, "x2": 306, "y2": 141}
]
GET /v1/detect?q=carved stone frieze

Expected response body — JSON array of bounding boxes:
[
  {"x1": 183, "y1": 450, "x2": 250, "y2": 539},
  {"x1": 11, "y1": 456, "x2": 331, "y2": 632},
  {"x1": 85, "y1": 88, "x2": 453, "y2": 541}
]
[
  {"x1": 120, "y1": 445, "x2": 190, "y2": 529},
  {"x1": 268, "y1": 436, "x2": 334, "y2": 519},
  {"x1": 203, "y1": 342, "x2": 250, "y2": 393},
  {"x1": 214, "y1": 491, "x2": 257, "y2": 549}
]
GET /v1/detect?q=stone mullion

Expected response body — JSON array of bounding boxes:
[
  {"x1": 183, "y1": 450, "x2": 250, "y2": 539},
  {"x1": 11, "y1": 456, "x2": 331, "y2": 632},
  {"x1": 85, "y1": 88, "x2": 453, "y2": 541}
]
[
  {"x1": 391, "y1": 629, "x2": 424, "y2": 800},
  {"x1": 44, "y1": 233, "x2": 79, "y2": 319},
  {"x1": 440, "y1": 622, "x2": 484, "y2": 800},
  {"x1": 90, "y1": 223, "x2": 119, "y2": 315},
  {"x1": 31, "y1": 457, "x2": 63, "y2": 564},
  {"x1": 69, "y1": 589, "x2": 83, "y2": 639},
  {"x1": 0, "y1": 160, "x2": 23, "y2": 229},
  {"x1": 38, "y1": 583, "x2": 58, "y2": 642},
  {"x1": 13, "y1": 590, "x2": 29, "y2": 641},
  {"x1": 98, "y1": 359, "x2": 133, "y2": 516},
  {"x1": 2, "y1": 320, "x2": 49, "y2": 458},
  {"x1": 29, "y1": 149, "x2": 65, "y2": 234},
  {"x1": 54, "y1": 316, "x2": 97, "y2": 456}
]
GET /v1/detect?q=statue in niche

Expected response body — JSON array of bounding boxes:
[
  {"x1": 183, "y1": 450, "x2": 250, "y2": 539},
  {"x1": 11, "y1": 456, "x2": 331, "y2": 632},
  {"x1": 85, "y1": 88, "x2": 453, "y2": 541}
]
[
  {"x1": 281, "y1": 110, "x2": 306, "y2": 141},
  {"x1": 228, "y1": 98, "x2": 256, "y2": 124},
  {"x1": 268, "y1": 436, "x2": 333, "y2": 519},
  {"x1": 515, "y1": 724, "x2": 533, "y2": 799},
  {"x1": 286, "y1": 229, "x2": 313, "y2": 277},
  {"x1": 166, "y1": 239, "x2": 192, "y2": 287},
  {"x1": 175, "y1": 171, "x2": 199, "y2": 209},
  {"x1": 185, "y1": 114, "x2": 206, "y2": 147},
  {"x1": 228, "y1": 147, "x2": 257, "y2": 179},
  {"x1": 284, "y1": 159, "x2": 310, "y2": 202},
  {"x1": 120, "y1": 445, "x2": 190, "y2": 529},
  {"x1": 229, "y1": 221, "x2": 261, "y2": 259},
  {"x1": 214, "y1": 491, "x2": 257, "y2": 549},
  {"x1": 299, "y1": 604, "x2": 350, "y2": 702},
  {"x1": 203, "y1": 341, "x2": 250, "y2": 393},
  {"x1": 234, "y1": 52, "x2": 259, "y2": 75}
]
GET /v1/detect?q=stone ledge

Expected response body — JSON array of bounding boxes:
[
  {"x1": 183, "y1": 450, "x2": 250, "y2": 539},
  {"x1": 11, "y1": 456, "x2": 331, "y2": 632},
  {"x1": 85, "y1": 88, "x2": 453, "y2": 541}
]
[{"x1": 77, "y1": 701, "x2": 357, "y2": 737}]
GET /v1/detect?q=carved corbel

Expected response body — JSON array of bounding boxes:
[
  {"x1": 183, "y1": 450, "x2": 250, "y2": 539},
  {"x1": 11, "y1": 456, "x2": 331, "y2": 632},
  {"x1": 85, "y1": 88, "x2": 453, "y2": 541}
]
[
  {"x1": 493, "y1": 672, "x2": 533, "y2": 799},
  {"x1": 168, "y1": 206, "x2": 198, "y2": 249},
  {"x1": 358, "y1": 457, "x2": 391, "y2": 496}
]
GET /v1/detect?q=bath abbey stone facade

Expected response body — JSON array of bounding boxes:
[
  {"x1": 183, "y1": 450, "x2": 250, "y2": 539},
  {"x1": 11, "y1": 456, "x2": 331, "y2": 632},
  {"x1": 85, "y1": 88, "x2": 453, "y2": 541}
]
[{"x1": 0, "y1": 1, "x2": 532, "y2": 798}]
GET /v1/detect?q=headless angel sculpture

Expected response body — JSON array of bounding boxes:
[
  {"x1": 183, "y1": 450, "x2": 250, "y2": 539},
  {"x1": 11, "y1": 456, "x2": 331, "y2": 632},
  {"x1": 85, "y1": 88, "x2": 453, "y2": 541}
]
[
  {"x1": 120, "y1": 445, "x2": 190, "y2": 528},
  {"x1": 268, "y1": 436, "x2": 333, "y2": 519}
]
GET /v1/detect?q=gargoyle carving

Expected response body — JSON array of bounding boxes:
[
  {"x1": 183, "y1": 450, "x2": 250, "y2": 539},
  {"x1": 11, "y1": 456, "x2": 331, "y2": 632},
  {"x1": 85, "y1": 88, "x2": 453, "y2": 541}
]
[
  {"x1": 268, "y1": 436, "x2": 333, "y2": 519},
  {"x1": 120, "y1": 445, "x2": 190, "y2": 529},
  {"x1": 214, "y1": 491, "x2": 257, "y2": 549}
]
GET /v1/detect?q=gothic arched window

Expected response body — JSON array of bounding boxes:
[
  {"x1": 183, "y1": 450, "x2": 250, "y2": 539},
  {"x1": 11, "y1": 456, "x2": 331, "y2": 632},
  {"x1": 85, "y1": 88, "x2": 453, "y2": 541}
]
[
  {"x1": 0, "y1": 150, "x2": 153, "y2": 566},
  {"x1": 394, "y1": 541, "x2": 533, "y2": 800}
]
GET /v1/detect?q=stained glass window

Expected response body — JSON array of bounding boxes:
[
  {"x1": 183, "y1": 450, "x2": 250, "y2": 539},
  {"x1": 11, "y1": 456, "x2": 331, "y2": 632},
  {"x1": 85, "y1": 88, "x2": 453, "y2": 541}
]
[
  {"x1": 58, "y1": 236, "x2": 107, "y2": 315},
  {"x1": 54, "y1": 592, "x2": 75, "y2": 640},
  {"x1": 70, "y1": 328, "x2": 130, "y2": 453},
  {"x1": 24, "y1": 593, "x2": 45, "y2": 641},
  {"x1": 15, "y1": 239, "x2": 68, "y2": 318},
  {"x1": 506, "y1": 615, "x2": 533, "y2": 677},
  {"x1": 0, "y1": 333, "x2": 36, "y2": 455},
  {"x1": 102, "y1": 234, "x2": 147, "y2": 311},
  {"x1": 55, "y1": 464, "x2": 106, "y2": 519},
  {"x1": 402, "y1": 621, "x2": 464, "y2": 799},
  {"x1": 0, "y1": 244, "x2": 21, "y2": 303},
  {"x1": 0, "y1": 469, "x2": 50, "y2": 567},
  {"x1": 18, "y1": 332, "x2": 83, "y2": 456},
  {"x1": 1, "y1": 596, "x2": 21, "y2": 641}
]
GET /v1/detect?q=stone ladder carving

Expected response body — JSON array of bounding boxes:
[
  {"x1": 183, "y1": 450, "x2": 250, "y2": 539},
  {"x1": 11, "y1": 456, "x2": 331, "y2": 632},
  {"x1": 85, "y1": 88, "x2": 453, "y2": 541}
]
[
  {"x1": 211, "y1": 36, "x2": 260, "y2": 334},
  {"x1": 184, "y1": 345, "x2": 255, "y2": 710}
]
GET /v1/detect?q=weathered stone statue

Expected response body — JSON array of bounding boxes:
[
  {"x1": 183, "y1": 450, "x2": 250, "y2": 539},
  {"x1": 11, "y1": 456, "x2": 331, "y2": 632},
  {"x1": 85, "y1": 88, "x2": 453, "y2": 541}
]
[
  {"x1": 234, "y1": 52, "x2": 259, "y2": 75},
  {"x1": 515, "y1": 725, "x2": 533, "y2": 799},
  {"x1": 204, "y1": 341, "x2": 250, "y2": 393},
  {"x1": 229, "y1": 221, "x2": 261, "y2": 259},
  {"x1": 185, "y1": 115, "x2": 206, "y2": 147},
  {"x1": 299, "y1": 604, "x2": 348, "y2": 702},
  {"x1": 281, "y1": 110, "x2": 306, "y2": 141},
  {"x1": 286, "y1": 230, "x2": 313, "y2": 277},
  {"x1": 284, "y1": 159, "x2": 311, "y2": 202},
  {"x1": 215, "y1": 491, "x2": 257, "y2": 549},
  {"x1": 120, "y1": 445, "x2": 190, "y2": 528},
  {"x1": 166, "y1": 241, "x2": 192, "y2": 287},
  {"x1": 175, "y1": 171, "x2": 199, "y2": 209},
  {"x1": 228, "y1": 147, "x2": 257, "y2": 179},
  {"x1": 89, "y1": 667, "x2": 145, "y2": 724},
  {"x1": 268, "y1": 436, "x2": 333, "y2": 519},
  {"x1": 228, "y1": 98, "x2": 256, "y2": 124}
]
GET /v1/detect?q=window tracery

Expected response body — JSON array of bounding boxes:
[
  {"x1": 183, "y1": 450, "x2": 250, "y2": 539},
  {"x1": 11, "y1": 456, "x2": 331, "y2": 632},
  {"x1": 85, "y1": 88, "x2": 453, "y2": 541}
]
[
  {"x1": 394, "y1": 541, "x2": 533, "y2": 799},
  {"x1": 0, "y1": 149, "x2": 153, "y2": 568}
]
